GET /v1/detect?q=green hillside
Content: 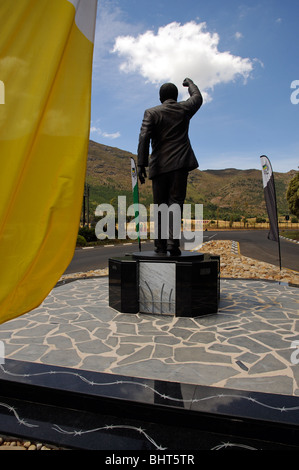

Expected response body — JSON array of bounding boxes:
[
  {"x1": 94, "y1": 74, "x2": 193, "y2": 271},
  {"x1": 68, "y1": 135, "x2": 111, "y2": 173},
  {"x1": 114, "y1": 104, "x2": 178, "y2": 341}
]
[{"x1": 85, "y1": 140, "x2": 296, "y2": 222}]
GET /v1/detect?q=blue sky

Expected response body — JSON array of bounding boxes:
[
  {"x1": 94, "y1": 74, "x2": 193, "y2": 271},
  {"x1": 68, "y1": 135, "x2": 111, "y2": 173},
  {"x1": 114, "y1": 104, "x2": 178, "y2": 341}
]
[{"x1": 90, "y1": 0, "x2": 299, "y2": 172}]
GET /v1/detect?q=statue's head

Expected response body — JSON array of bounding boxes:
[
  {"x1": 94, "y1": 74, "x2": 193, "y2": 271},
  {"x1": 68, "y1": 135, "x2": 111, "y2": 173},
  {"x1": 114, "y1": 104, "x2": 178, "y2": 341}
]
[{"x1": 159, "y1": 83, "x2": 178, "y2": 103}]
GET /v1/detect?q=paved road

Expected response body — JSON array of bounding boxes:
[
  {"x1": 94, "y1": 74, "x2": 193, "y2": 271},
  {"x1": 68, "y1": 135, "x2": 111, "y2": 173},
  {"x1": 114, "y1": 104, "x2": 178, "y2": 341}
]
[
  {"x1": 208, "y1": 230, "x2": 299, "y2": 272},
  {"x1": 64, "y1": 230, "x2": 299, "y2": 274}
]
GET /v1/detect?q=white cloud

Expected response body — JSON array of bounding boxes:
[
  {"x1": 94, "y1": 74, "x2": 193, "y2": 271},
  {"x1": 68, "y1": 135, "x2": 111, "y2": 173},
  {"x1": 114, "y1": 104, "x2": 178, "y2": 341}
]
[
  {"x1": 90, "y1": 126, "x2": 120, "y2": 139},
  {"x1": 235, "y1": 31, "x2": 243, "y2": 40},
  {"x1": 102, "y1": 131, "x2": 121, "y2": 139},
  {"x1": 112, "y1": 21, "x2": 254, "y2": 102}
]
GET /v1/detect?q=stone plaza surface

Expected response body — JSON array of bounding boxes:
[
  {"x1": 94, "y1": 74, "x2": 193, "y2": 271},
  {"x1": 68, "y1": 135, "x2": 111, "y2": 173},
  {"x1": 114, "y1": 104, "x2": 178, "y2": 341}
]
[{"x1": 0, "y1": 275, "x2": 299, "y2": 396}]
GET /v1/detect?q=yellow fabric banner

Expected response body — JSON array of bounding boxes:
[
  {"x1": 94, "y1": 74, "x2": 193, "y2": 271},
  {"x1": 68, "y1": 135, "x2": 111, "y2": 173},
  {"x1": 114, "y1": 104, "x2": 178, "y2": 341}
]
[{"x1": 0, "y1": 0, "x2": 97, "y2": 323}]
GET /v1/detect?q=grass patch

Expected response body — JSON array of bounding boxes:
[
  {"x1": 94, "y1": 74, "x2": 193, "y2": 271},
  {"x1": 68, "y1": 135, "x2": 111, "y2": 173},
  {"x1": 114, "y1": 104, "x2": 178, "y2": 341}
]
[{"x1": 281, "y1": 230, "x2": 299, "y2": 241}]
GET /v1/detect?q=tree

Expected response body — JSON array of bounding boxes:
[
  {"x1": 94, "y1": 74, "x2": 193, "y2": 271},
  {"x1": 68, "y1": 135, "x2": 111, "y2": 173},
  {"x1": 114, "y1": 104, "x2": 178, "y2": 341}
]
[{"x1": 286, "y1": 173, "x2": 299, "y2": 218}]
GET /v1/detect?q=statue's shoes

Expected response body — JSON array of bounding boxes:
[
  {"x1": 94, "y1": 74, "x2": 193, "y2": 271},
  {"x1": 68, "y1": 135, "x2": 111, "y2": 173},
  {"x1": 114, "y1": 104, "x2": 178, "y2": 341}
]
[
  {"x1": 168, "y1": 248, "x2": 181, "y2": 256},
  {"x1": 154, "y1": 248, "x2": 167, "y2": 254}
]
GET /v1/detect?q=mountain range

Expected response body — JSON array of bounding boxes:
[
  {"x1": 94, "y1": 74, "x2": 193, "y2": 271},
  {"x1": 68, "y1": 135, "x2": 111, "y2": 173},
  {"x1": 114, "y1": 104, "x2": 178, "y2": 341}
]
[{"x1": 85, "y1": 140, "x2": 297, "y2": 221}]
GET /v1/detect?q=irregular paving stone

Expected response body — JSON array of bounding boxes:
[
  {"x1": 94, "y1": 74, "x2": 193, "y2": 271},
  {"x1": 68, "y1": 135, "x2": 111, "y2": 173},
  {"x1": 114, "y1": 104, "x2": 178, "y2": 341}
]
[
  {"x1": 275, "y1": 348, "x2": 298, "y2": 363},
  {"x1": 40, "y1": 349, "x2": 82, "y2": 368},
  {"x1": 83, "y1": 306, "x2": 117, "y2": 319},
  {"x1": 193, "y1": 314, "x2": 233, "y2": 327},
  {"x1": 11, "y1": 324, "x2": 58, "y2": 337},
  {"x1": 116, "y1": 345, "x2": 154, "y2": 366},
  {"x1": 227, "y1": 336, "x2": 270, "y2": 353},
  {"x1": 113, "y1": 359, "x2": 239, "y2": 386},
  {"x1": 2, "y1": 324, "x2": 37, "y2": 337},
  {"x1": 254, "y1": 308, "x2": 289, "y2": 320},
  {"x1": 58, "y1": 312, "x2": 93, "y2": 322},
  {"x1": 93, "y1": 328, "x2": 111, "y2": 340},
  {"x1": 248, "y1": 353, "x2": 288, "y2": 374},
  {"x1": 188, "y1": 332, "x2": 217, "y2": 344},
  {"x1": 225, "y1": 375, "x2": 294, "y2": 395},
  {"x1": 137, "y1": 322, "x2": 167, "y2": 336},
  {"x1": 119, "y1": 335, "x2": 154, "y2": 344},
  {"x1": 25, "y1": 313, "x2": 51, "y2": 324},
  {"x1": 116, "y1": 323, "x2": 137, "y2": 335},
  {"x1": 174, "y1": 346, "x2": 232, "y2": 364},
  {"x1": 168, "y1": 328, "x2": 193, "y2": 340},
  {"x1": 72, "y1": 320, "x2": 105, "y2": 332},
  {"x1": 113, "y1": 313, "x2": 143, "y2": 323},
  {"x1": 9, "y1": 336, "x2": 44, "y2": 345},
  {"x1": 243, "y1": 320, "x2": 277, "y2": 332},
  {"x1": 236, "y1": 352, "x2": 260, "y2": 364},
  {"x1": 76, "y1": 340, "x2": 112, "y2": 355},
  {"x1": 10, "y1": 345, "x2": 50, "y2": 361},
  {"x1": 250, "y1": 332, "x2": 293, "y2": 350},
  {"x1": 154, "y1": 335, "x2": 182, "y2": 345},
  {"x1": 116, "y1": 344, "x2": 140, "y2": 356},
  {"x1": 0, "y1": 343, "x2": 25, "y2": 356},
  {"x1": 153, "y1": 344, "x2": 173, "y2": 358},
  {"x1": 81, "y1": 355, "x2": 117, "y2": 371},
  {"x1": 208, "y1": 343, "x2": 243, "y2": 354},
  {"x1": 46, "y1": 335, "x2": 73, "y2": 349},
  {"x1": 46, "y1": 315, "x2": 75, "y2": 325},
  {"x1": 173, "y1": 317, "x2": 198, "y2": 328},
  {"x1": 66, "y1": 329, "x2": 93, "y2": 342},
  {"x1": 111, "y1": 358, "x2": 173, "y2": 379},
  {"x1": 291, "y1": 364, "x2": 299, "y2": 390},
  {"x1": 217, "y1": 328, "x2": 252, "y2": 339},
  {"x1": 104, "y1": 336, "x2": 118, "y2": 348}
]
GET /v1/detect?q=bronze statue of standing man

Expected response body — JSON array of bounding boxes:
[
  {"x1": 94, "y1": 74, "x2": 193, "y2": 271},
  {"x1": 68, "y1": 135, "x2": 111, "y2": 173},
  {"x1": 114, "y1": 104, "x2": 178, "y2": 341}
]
[{"x1": 137, "y1": 78, "x2": 203, "y2": 255}]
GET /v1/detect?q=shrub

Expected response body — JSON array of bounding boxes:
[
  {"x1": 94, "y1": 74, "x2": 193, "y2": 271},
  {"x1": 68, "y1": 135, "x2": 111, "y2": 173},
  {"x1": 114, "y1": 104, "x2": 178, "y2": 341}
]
[
  {"x1": 76, "y1": 234, "x2": 87, "y2": 246},
  {"x1": 287, "y1": 173, "x2": 299, "y2": 218},
  {"x1": 78, "y1": 226, "x2": 97, "y2": 242}
]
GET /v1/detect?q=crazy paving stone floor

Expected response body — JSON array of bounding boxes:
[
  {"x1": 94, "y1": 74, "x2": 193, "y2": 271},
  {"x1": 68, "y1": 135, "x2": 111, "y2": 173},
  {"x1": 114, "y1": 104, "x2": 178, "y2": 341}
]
[{"x1": 0, "y1": 277, "x2": 299, "y2": 396}]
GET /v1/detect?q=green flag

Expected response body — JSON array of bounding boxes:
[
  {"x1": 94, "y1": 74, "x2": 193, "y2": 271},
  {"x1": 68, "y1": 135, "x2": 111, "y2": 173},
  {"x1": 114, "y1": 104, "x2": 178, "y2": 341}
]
[{"x1": 130, "y1": 157, "x2": 141, "y2": 251}]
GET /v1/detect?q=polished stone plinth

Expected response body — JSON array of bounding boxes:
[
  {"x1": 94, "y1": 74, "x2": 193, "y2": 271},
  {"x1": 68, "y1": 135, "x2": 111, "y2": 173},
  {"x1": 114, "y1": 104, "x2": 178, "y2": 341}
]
[
  {"x1": 108, "y1": 256, "x2": 139, "y2": 314},
  {"x1": 109, "y1": 251, "x2": 220, "y2": 317},
  {"x1": 139, "y1": 261, "x2": 176, "y2": 315},
  {"x1": 1, "y1": 358, "x2": 299, "y2": 450}
]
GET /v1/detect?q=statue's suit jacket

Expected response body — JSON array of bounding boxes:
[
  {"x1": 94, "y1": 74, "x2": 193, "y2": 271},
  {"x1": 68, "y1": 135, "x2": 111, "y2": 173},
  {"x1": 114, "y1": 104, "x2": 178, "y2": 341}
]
[{"x1": 137, "y1": 82, "x2": 203, "y2": 180}]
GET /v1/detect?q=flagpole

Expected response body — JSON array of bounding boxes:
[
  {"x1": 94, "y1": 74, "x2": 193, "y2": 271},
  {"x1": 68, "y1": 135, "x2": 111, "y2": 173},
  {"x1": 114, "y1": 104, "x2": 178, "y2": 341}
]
[
  {"x1": 273, "y1": 178, "x2": 282, "y2": 273},
  {"x1": 268, "y1": 158, "x2": 282, "y2": 272},
  {"x1": 131, "y1": 157, "x2": 141, "y2": 252}
]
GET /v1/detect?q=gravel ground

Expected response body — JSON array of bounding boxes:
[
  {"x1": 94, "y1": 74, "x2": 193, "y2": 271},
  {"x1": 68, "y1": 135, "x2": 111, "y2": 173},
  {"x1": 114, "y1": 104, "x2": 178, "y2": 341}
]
[
  {"x1": 0, "y1": 435, "x2": 65, "y2": 450},
  {"x1": 59, "y1": 239, "x2": 299, "y2": 286}
]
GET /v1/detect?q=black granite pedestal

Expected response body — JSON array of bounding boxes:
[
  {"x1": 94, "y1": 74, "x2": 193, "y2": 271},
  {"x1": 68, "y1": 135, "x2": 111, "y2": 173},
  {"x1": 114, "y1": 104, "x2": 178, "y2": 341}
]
[
  {"x1": 109, "y1": 251, "x2": 220, "y2": 317},
  {"x1": 2, "y1": 359, "x2": 299, "y2": 450}
]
